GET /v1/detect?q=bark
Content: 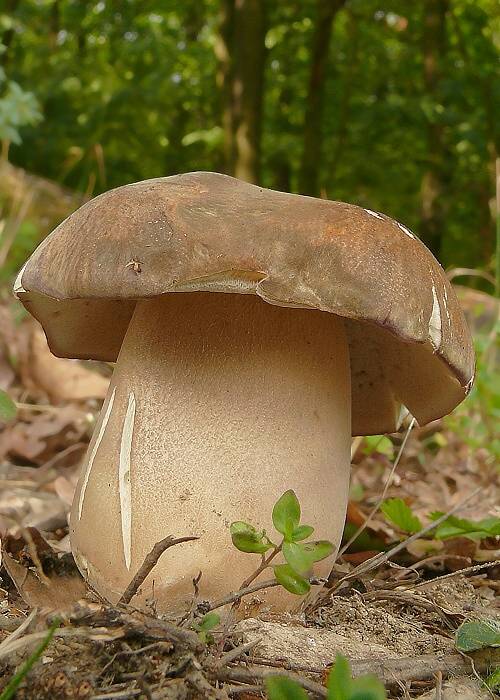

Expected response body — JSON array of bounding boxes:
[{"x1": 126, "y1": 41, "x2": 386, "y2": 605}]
[
  {"x1": 419, "y1": 0, "x2": 450, "y2": 258},
  {"x1": 299, "y1": 0, "x2": 346, "y2": 197},
  {"x1": 215, "y1": 0, "x2": 267, "y2": 183}
]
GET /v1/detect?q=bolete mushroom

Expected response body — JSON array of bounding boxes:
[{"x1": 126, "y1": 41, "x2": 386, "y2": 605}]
[{"x1": 14, "y1": 172, "x2": 474, "y2": 610}]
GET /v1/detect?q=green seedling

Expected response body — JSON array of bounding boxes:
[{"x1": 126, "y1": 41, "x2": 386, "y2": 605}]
[
  {"x1": 455, "y1": 619, "x2": 500, "y2": 652},
  {"x1": 0, "y1": 619, "x2": 59, "y2": 700},
  {"x1": 230, "y1": 490, "x2": 334, "y2": 595},
  {"x1": 0, "y1": 389, "x2": 16, "y2": 422},
  {"x1": 191, "y1": 612, "x2": 221, "y2": 644},
  {"x1": 381, "y1": 497, "x2": 500, "y2": 543},
  {"x1": 265, "y1": 654, "x2": 387, "y2": 700}
]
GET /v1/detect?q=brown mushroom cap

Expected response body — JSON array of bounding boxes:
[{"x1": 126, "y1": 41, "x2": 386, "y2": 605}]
[{"x1": 14, "y1": 171, "x2": 474, "y2": 435}]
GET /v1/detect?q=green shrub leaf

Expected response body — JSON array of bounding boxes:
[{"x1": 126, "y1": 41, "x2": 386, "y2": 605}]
[
  {"x1": 198, "y1": 613, "x2": 220, "y2": 632},
  {"x1": 455, "y1": 620, "x2": 500, "y2": 652},
  {"x1": 265, "y1": 676, "x2": 309, "y2": 700},
  {"x1": 230, "y1": 521, "x2": 273, "y2": 553},
  {"x1": 272, "y1": 490, "x2": 301, "y2": 538},
  {"x1": 429, "y1": 513, "x2": 500, "y2": 540},
  {"x1": 292, "y1": 525, "x2": 314, "y2": 541},
  {"x1": 0, "y1": 390, "x2": 16, "y2": 422},
  {"x1": 273, "y1": 564, "x2": 310, "y2": 595},
  {"x1": 327, "y1": 654, "x2": 352, "y2": 699},
  {"x1": 381, "y1": 498, "x2": 422, "y2": 534},
  {"x1": 283, "y1": 542, "x2": 313, "y2": 574}
]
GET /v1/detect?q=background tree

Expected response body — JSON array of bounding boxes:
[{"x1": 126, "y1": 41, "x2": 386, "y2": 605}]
[{"x1": 0, "y1": 0, "x2": 498, "y2": 278}]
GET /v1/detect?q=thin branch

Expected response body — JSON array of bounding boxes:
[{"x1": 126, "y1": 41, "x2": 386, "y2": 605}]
[
  {"x1": 207, "y1": 576, "x2": 325, "y2": 612},
  {"x1": 118, "y1": 535, "x2": 198, "y2": 605},
  {"x1": 408, "y1": 559, "x2": 500, "y2": 590},
  {"x1": 219, "y1": 638, "x2": 262, "y2": 666},
  {"x1": 338, "y1": 418, "x2": 415, "y2": 557},
  {"x1": 217, "y1": 665, "x2": 328, "y2": 699}
]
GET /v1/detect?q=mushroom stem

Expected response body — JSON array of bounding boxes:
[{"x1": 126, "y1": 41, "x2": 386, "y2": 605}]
[{"x1": 70, "y1": 292, "x2": 351, "y2": 610}]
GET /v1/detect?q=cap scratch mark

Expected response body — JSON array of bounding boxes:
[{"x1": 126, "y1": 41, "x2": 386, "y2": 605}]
[
  {"x1": 364, "y1": 208, "x2": 383, "y2": 220},
  {"x1": 119, "y1": 391, "x2": 136, "y2": 570},
  {"x1": 13, "y1": 262, "x2": 27, "y2": 295},
  {"x1": 396, "y1": 222, "x2": 416, "y2": 239},
  {"x1": 429, "y1": 284, "x2": 442, "y2": 350},
  {"x1": 78, "y1": 387, "x2": 116, "y2": 519}
]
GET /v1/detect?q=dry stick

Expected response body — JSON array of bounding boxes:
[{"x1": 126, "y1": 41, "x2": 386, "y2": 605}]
[
  {"x1": 217, "y1": 665, "x2": 328, "y2": 699},
  {"x1": 322, "y1": 487, "x2": 484, "y2": 600},
  {"x1": 338, "y1": 417, "x2": 416, "y2": 558},
  {"x1": 219, "y1": 638, "x2": 262, "y2": 666},
  {"x1": 348, "y1": 650, "x2": 498, "y2": 686},
  {"x1": 408, "y1": 559, "x2": 500, "y2": 590},
  {"x1": 118, "y1": 535, "x2": 199, "y2": 605},
  {"x1": 207, "y1": 576, "x2": 325, "y2": 612}
]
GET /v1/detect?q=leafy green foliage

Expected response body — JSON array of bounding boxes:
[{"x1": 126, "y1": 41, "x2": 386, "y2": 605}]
[
  {"x1": 0, "y1": 69, "x2": 42, "y2": 145},
  {"x1": 455, "y1": 620, "x2": 500, "y2": 652},
  {"x1": 273, "y1": 490, "x2": 301, "y2": 538},
  {"x1": 0, "y1": 390, "x2": 16, "y2": 422},
  {"x1": 429, "y1": 513, "x2": 500, "y2": 541},
  {"x1": 265, "y1": 655, "x2": 387, "y2": 700},
  {"x1": 485, "y1": 666, "x2": 500, "y2": 692},
  {"x1": 230, "y1": 522, "x2": 274, "y2": 554},
  {"x1": 0, "y1": 1, "x2": 497, "y2": 274},
  {"x1": 380, "y1": 499, "x2": 422, "y2": 534},
  {"x1": 0, "y1": 619, "x2": 59, "y2": 700},
  {"x1": 191, "y1": 612, "x2": 220, "y2": 644},
  {"x1": 231, "y1": 490, "x2": 334, "y2": 596},
  {"x1": 362, "y1": 436, "x2": 394, "y2": 459},
  {"x1": 274, "y1": 564, "x2": 311, "y2": 595}
]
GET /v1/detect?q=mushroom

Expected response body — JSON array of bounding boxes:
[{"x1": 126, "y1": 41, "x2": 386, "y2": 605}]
[{"x1": 14, "y1": 172, "x2": 474, "y2": 610}]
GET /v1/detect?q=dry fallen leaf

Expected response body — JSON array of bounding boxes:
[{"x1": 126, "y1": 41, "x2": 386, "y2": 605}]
[
  {"x1": 2, "y1": 551, "x2": 86, "y2": 610},
  {"x1": 27, "y1": 325, "x2": 109, "y2": 402}
]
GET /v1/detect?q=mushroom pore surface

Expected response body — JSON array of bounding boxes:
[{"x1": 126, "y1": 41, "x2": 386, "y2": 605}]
[{"x1": 70, "y1": 292, "x2": 351, "y2": 610}]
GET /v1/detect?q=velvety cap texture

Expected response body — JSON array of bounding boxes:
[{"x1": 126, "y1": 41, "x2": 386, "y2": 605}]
[{"x1": 14, "y1": 171, "x2": 474, "y2": 435}]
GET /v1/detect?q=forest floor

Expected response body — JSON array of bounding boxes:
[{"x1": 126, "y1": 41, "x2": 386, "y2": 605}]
[{"x1": 0, "y1": 291, "x2": 498, "y2": 699}]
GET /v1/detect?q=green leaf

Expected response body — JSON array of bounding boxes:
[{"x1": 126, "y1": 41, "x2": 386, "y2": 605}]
[
  {"x1": 273, "y1": 564, "x2": 310, "y2": 595},
  {"x1": 455, "y1": 620, "x2": 500, "y2": 652},
  {"x1": 292, "y1": 525, "x2": 314, "y2": 541},
  {"x1": 381, "y1": 498, "x2": 422, "y2": 534},
  {"x1": 0, "y1": 619, "x2": 59, "y2": 700},
  {"x1": 301, "y1": 540, "x2": 335, "y2": 563},
  {"x1": 350, "y1": 676, "x2": 387, "y2": 699},
  {"x1": 0, "y1": 390, "x2": 16, "y2": 422},
  {"x1": 198, "y1": 613, "x2": 220, "y2": 632},
  {"x1": 429, "y1": 513, "x2": 500, "y2": 541},
  {"x1": 265, "y1": 676, "x2": 309, "y2": 700},
  {"x1": 327, "y1": 654, "x2": 352, "y2": 699},
  {"x1": 230, "y1": 521, "x2": 273, "y2": 554},
  {"x1": 283, "y1": 542, "x2": 313, "y2": 574},
  {"x1": 273, "y1": 490, "x2": 301, "y2": 539},
  {"x1": 485, "y1": 666, "x2": 500, "y2": 691},
  {"x1": 362, "y1": 435, "x2": 394, "y2": 458}
]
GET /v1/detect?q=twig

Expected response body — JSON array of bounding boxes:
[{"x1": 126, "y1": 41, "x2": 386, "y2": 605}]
[
  {"x1": 219, "y1": 638, "x2": 262, "y2": 665},
  {"x1": 408, "y1": 559, "x2": 500, "y2": 590},
  {"x1": 338, "y1": 418, "x2": 415, "y2": 558},
  {"x1": 333, "y1": 486, "x2": 483, "y2": 586},
  {"x1": 217, "y1": 665, "x2": 328, "y2": 698},
  {"x1": 348, "y1": 650, "x2": 499, "y2": 685},
  {"x1": 435, "y1": 670, "x2": 443, "y2": 700},
  {"x1": 206, "y1": 576, "x2": 325, "y2": 612},
  {"x1": 118, "y1": 535, "x2": 199, "y2": 605}
]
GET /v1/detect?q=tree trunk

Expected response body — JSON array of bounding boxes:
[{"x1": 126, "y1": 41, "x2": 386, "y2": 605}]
[
  {"x1": 215, "y1": 0, "x2": 267, "y2": 184},
  {"x1": 419, "y1": 0, "x2": 450, "y2": 258},
  {"x1": 299, "y1": 0, "x2": 346, "y2": 197}
]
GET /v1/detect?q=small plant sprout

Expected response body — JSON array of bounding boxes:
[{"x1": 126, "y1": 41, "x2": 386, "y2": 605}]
[
  {"x1": 230, "y1": 490, "x2": 334, "y2": 595},
  {"x1": 191, "y1": 612, "x2": 221, "y2": 644},
  {"x1": 265, "y1": 654, "x2": 387, "y2": 700}
]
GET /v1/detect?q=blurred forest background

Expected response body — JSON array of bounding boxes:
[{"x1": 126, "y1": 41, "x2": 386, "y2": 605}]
[{"x1": 0, "y1": 0, "x2": 498, "y2": 279}]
